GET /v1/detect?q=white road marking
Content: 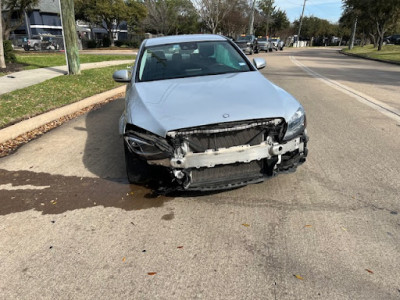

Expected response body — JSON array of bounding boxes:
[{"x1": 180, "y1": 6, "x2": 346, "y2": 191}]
[
  {"x1": 290, "y1": 55, "x2": 400, "y2": 123},
  {"x1": 0, "y1": 183, "x2": 50, "y2": 191}
]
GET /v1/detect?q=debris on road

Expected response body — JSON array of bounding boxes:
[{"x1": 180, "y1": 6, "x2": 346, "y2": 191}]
[
  {"x1": 365, "y1": 269, "x2": 374, "y2": 274},
  {"x1": 294, "y1": 274, "x2": 304, "y2": 280}
]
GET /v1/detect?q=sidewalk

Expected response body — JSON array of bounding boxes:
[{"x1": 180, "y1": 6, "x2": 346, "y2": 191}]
[{"x1": 0, "y1": 59, "x2": 134, "y2": 96}]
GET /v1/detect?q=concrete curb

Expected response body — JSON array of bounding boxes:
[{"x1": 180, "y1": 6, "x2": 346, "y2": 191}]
[
  {"x1": 0, "y1": 86, "x2": 125, "y2": 144},
  {"x1": 339, "y1": 50, "x2": 400, "y2": 66}
]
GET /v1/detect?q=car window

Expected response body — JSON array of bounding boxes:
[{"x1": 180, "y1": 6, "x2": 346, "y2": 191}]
[
  {"x1": 237, "y1": 36, "x2": 252, "y2": 42},
  {"x1": 138, "y1": 41, "x2": 251, "y2": 82}
]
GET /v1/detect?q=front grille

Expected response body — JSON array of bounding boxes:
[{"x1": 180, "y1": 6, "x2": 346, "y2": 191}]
[
  {"x1": 190, "y1": 161, "x2": 263, "y2": 187},
  {"x1": 186, "y1": 127, "x2": 262, "y2": 152}
]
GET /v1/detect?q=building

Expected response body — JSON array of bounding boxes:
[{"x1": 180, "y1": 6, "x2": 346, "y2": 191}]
[{"x1": 7, "y1": 0, "x2": 129, "y2": 48}]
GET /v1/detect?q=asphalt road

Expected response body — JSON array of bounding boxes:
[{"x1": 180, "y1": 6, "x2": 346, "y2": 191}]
[{"x1": 1, "y1": 47, "x2": 399, "y2": 299}]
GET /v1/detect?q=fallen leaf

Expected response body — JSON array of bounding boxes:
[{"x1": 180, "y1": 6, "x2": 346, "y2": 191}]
[
  {"x1": 130, "y1": 192, "x2": 134, "y2": 195},
  {"x1": 294, "y1": 274, "x2": 304, "y2": 280},
  {"x1": 122, "y1": 257, "x2": 126, "y2": 262},
  {"x1": 304, "y1": 225, "x2": 312, "y2": 228},
  {"x1": 242, "y1": 223, "x2": 250, "y2": 227},
  {"x1": 177, "y1": 246, "x2": 183, "y2": 249},
  {"x1": 52, "y1": 201, "x2": 57, "y2": 205},
  {"x1": 341, "y1": 227, "x2": 347, "y2": 231},
  {"x1": 365, "y1": 269, "x2": 374, "y2": 274},
  {"x1": 148, "y1": 272, "x2": 157, "y2": 276}
]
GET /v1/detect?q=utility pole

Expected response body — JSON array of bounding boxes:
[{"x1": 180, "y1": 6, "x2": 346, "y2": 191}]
[
  {"x1": 297, "y1": 0, "x2": 306, "y2": 46},
  {"x1": 349, "y1": 17, "x2": 357, "y2": 50},
  {"x1": 248, "y1": 0, "x2": 256, "y2": 35},
  {"x1": 0, "y1": 0, "x2": 7, "y2": 69},
  {"x1": 59, "y1": 0, "x2": 80, "y2": 75}
]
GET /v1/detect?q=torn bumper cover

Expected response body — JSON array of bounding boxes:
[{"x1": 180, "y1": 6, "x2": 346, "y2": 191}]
[{"x1": 124, "y1": 119, "x2": 308, "y2": 191}]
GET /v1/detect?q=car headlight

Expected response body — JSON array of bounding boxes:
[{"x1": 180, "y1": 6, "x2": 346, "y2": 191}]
[
  {"x1": 124, "y1": 130, "x2": 173, "y2": 160},
  {"x1": 247, "y1": 42, "x2": 251, "y2": 46},
  {"x1": 284, "y1": 107, "x2": 306, "y2": 141}
]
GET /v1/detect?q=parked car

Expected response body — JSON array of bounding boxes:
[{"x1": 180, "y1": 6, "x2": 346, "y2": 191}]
[
  {"x1": 257, "y1": 36, "x2": 271, "y2": 52},
  {"x1": 23, "y1": 35, "x2": 60, "y2": 51},
  {"x1": 269, "y1": 38, "x2": 284, "y2": 51},
  {"x1": 384, "y1": 34, "x2": 400, "y2": 45},
  {"x1": 113, "y1": 34, "x2": 308, "y2": 191},
  {"x1": 234, "y1": 35, "x2": 258, "y2": 54}
]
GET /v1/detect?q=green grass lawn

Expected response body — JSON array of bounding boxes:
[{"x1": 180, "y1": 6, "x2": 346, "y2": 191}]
[
  {"x1": 15, "y1": 52, "x2": 135, "y2": 70},
  {"x1": 343, "y1": 44, "x2": 400, "y2": 63},
  {"x1": 0, "y1": 64, "x2": 127, "y2": 128}
]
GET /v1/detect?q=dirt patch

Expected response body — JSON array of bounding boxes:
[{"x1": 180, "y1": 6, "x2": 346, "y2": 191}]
[{"x1": 0, "y1": 62, "x2": 26, "y2": 75}]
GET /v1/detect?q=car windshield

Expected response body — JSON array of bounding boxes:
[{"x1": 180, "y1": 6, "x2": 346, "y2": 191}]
[
  {"x1": 258, "y1": 38, "x2": 267, "y2": 41},
  {"x1": 237, "y1": 36, "x2": 252, "y2": 42},
  {"x1": 138, "y1": 41, "x2": 251, "y2": 82}
]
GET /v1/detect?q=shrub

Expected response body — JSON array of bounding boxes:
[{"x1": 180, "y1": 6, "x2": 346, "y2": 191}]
[
  {"x1": 86, "y1": 40, "x2": 98, "y2": 49},
  {"x1": 3, "y1": 40, "x2": 16, "y2": 63},
  {"x1": 102, "y1": 36, "x2": 111, "y2": 47}
]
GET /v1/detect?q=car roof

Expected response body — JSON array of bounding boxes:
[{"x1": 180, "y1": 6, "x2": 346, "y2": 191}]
[{"x1": 144, "y1": 34, "x2": 227, "y2": 47}]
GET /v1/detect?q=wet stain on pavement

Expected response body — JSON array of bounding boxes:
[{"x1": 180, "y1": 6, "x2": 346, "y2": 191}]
[
  {"x1": 0, "y1": 169, "x2": 173, "y2": 215},
  {"x1": 161, "y1": 212, "x2": 175, "y2": 221}
]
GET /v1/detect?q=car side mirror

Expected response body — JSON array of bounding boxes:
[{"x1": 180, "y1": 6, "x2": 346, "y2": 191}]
[
  {"x1": 113, "y1": 69, "x2": 130, "y2": 82},
  {"x1": 253, "y1": 58, "x2": 266, "y2": 70}
]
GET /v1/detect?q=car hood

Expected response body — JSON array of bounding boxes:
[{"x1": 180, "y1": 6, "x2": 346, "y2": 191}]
[{"x1": 125, "y1": 71, "x2": 302, "y2": 137}]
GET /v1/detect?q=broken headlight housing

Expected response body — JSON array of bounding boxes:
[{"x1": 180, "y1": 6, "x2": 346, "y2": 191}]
[
  {"x1": 124, "y1": 126, "x2": 174, "y2": 160},
  {"x1": 283, "y1": 107, "x2": 306, "y2": 141}
]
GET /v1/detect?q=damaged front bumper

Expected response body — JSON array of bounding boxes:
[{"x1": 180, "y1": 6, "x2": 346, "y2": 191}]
[{"x1": 124, "y1": 121, "x2": 308, "y2": 191}]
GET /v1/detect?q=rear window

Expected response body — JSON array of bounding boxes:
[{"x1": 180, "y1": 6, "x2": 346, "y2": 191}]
[{"x1": 137, "y1": 41, "x2": 251, "y2": 82}]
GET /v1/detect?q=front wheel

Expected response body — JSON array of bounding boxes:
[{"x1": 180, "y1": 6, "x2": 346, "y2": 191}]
[{"x1": 124, "y1": 142, "x2": 149, "y2": 184}]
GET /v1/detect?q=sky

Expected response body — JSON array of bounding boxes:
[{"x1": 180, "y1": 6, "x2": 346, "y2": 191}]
[{"x1": 274, "y1": 0, "x2": 344, "y2": 24}]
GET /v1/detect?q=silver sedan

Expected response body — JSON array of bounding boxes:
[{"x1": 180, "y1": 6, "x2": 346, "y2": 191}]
[{"x1": 113, "y1": 34, "x2": 308, "y2": 191}]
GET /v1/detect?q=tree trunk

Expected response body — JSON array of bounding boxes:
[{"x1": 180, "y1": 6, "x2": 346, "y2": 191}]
[
  {"x1": 349, "y1": 17, "x2": 357, "y2": 50},
  {"x1": 248, "y1": 0, "x2": 256, "y2": 35},
  {"x1": 376, "y1": 22, "x2": 385, "y2": 51},
  {"x1": 109, "y1": 30, "x2": 115, "y2": 47},
  {"x1": 60, "y1": 0, "x2": 80, "y2": 75},
  {"x1": 0, "y1": 0, "x2": 7, "y2": 69},
  {"x1": 369, "y1": 33, "x2": 377, "y2": 48}
]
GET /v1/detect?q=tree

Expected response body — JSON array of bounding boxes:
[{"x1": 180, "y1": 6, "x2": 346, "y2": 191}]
[
  {"x1": 143, "y1": 0, "x2": 198, "y2": 35},
  {"x1": 1, "y1": 0, "x2": 6, "y2": 69},
  {"x1": 193, "y1": 0, "x2": 239, "y2": 34},
  {"x1": 293, "y1": 16, "x2": 335, "y2": 45},
  {"x1": 74, "y1": 0, "x2": 146, "y2": 46},
  {"x1": 269, "y1": 9, "x2": 289, "y2": 36},
  {"x1": 220, "y1": 0, "x2": 248, "y2": 37},
  {"x1": 342, "y1": 0, "x2": 400, "y2": 50},
  {"x1": 258, "y1": 0, "x2": 275, "y2": 36},
  {"x1": 1, "y1": 0, "x2": 39, "y2": 40},
  {"x1": 60, "y1": 0, "x2": 80, "y2": 75}
]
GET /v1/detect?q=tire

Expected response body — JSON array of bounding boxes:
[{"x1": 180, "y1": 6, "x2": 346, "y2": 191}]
[
  {"x1": 23, "y1": 46, "x2": 29, "y2": 51},
  {"x1": 124, "y1": 142, "x2": 149, "y2": 184},
  {"x1": 249, "y1": 49, "x2": 253, "y2": 55},
  {"x1": 33, "y1": 44, "x2": 39, "y2": 51}
]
